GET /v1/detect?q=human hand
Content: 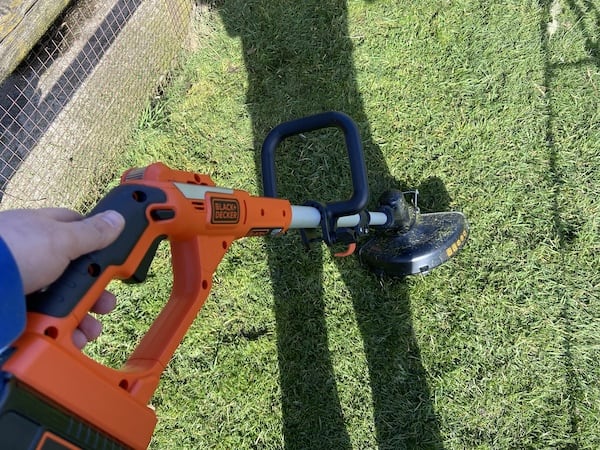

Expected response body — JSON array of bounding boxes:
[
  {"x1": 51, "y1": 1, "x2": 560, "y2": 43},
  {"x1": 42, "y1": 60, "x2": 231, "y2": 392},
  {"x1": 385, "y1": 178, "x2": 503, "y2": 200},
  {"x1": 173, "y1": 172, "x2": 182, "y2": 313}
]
[{"x1": 0, "y1": 208, "x2": 125, "y2": 348}]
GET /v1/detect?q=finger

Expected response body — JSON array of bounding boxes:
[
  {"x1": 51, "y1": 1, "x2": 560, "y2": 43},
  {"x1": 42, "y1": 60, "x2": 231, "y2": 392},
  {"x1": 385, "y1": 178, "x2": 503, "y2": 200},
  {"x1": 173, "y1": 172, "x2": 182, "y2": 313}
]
[
  {"x1": 64, "y1": 210, "x2": 125, "y2": 258},
  {"x1": 72, "y1": 328, "x2": 87, "y2": 350},
  {"x1": 91, "y1": 290, "x2": 117, "y2": 315},
  {"x1": 36, "y1": 208, "x2": 83, "y2": 222},
  {"x1": 73, "y1": 314, "x2": 103, "y2": 349}
]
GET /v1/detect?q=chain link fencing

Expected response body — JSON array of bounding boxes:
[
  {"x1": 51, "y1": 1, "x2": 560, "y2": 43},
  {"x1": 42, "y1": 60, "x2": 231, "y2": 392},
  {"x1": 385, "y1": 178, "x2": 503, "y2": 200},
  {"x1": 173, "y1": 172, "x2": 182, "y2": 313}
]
[{"x1": 0, "y1": 0, "x2": 194, "y2": 212}]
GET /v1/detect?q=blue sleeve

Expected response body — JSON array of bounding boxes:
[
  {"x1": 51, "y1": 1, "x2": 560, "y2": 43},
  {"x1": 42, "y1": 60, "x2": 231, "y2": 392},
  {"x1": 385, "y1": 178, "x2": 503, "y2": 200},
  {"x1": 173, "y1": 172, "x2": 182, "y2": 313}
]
[{"x1": 0, "y1": 237, "x2": 26, "y2": 352}]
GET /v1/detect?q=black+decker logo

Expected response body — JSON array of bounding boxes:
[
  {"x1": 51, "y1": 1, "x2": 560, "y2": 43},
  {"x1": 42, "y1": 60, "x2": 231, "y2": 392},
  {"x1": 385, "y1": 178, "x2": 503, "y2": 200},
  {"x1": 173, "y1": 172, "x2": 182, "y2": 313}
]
[{"x1": 211, "y1": 198, "x2": 240, "y2": 224}]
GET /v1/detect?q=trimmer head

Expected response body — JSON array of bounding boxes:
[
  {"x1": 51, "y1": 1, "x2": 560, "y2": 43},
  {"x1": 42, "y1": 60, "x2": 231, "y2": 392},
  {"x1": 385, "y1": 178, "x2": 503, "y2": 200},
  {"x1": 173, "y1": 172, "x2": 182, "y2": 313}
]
[{"x1": 359, "y1": 210, "x2": 468, "y2": 277}]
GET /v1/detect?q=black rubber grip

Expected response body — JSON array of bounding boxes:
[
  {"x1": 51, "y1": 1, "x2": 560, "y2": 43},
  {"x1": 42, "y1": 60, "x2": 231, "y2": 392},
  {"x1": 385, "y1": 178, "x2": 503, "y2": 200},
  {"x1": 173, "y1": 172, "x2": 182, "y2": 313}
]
[{"x1": 26, "y1": 185, "x2": 167, "y2": 318}]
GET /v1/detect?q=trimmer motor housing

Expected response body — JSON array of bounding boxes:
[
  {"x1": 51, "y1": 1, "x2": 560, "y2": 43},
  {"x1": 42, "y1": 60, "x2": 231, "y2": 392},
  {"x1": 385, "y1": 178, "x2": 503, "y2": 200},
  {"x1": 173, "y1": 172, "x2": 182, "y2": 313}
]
[{"x1": 359, "y1": 189, "x2": 468, "y2": 276}]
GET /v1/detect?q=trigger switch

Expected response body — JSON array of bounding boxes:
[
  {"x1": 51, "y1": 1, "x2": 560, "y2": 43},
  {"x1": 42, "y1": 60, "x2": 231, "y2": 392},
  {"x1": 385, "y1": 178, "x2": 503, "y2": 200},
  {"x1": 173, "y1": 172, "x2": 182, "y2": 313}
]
[{"x1": 125, "y1": 235, "x2": 166, "y2": 284}]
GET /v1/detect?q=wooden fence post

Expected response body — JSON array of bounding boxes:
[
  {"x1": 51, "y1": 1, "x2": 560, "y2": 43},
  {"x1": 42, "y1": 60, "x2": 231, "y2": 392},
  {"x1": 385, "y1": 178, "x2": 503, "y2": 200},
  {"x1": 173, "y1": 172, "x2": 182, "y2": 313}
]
[{"x1": 0, "y1": 0, "x2": 71, "y2": 82}]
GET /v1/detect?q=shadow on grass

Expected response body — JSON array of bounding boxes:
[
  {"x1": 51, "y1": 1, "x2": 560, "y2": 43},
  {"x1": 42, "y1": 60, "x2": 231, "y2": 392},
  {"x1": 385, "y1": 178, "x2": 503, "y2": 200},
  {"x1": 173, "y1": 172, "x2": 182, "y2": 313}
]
[
  {"x1": 211, "y1": 1, "x2": 447, "y2": 448},
  {"x1": 564, "y1": 0, "x2": 600, "y2": 60},
  {"x1": 539, "y1": 0, "x2": 599, "y2": 447}
]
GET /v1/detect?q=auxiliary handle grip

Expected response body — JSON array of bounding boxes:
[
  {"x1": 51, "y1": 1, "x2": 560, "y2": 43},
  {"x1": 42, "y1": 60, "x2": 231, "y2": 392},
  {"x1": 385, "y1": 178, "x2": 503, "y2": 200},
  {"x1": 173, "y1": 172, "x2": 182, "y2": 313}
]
[{"x1": 261, "y1": 111, "x2": 369, "y2": 219}]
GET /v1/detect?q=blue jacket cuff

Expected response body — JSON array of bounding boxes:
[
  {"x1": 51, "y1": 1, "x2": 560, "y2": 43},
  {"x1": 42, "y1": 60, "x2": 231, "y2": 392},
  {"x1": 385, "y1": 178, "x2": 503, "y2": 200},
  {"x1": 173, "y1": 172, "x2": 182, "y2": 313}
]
[{"x1": 0, "y1": 237, "x2": 26, "y2": 351}]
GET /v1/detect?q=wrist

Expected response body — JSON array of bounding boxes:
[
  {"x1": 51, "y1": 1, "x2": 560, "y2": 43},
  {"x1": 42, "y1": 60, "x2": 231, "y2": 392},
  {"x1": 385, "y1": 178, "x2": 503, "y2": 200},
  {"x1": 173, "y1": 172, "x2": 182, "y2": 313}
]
[{"x1": 0, "y1": 237, "x2": 26, "y2": 352}]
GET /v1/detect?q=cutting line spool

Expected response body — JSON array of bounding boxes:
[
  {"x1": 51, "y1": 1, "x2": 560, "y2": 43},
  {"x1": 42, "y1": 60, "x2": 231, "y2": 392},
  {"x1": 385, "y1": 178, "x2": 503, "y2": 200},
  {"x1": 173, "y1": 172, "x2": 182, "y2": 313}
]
[
  {"x1": 357, "y1": 189, "x2": 468, "y2": 276},
  {"x1": 358, "y1": 211, "x2": 469, "y2": 276}
]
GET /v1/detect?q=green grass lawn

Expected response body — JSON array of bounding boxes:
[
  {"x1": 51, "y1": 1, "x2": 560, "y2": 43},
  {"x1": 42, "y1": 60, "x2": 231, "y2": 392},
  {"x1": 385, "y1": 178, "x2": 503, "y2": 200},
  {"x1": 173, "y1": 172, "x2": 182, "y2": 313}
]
[{"x1": 88, "y1": 0, "x2": 600, "y2": 448}]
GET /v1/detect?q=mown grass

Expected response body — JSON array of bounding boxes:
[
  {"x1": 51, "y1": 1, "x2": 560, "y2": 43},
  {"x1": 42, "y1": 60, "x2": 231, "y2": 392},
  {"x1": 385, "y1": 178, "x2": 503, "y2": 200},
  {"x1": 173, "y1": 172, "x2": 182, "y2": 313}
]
[{"x1": 87, "y1": 0, "x2": 600, "y2": 448}]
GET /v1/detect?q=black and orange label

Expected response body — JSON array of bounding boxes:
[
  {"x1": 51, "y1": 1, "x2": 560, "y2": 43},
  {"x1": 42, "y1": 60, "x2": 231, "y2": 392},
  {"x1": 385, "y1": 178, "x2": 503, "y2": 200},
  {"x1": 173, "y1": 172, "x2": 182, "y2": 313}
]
[{"x1": 211, "y1": 198, "x2": 240, "y2": 224}]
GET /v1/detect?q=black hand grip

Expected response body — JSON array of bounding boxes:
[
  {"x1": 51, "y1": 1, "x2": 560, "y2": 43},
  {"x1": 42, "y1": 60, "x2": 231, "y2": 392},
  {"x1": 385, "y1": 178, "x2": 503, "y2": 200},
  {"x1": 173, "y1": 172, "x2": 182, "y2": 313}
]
[
  {"x1": 261, "y1": 111, "x2": 369, "y2": 218},
  {"x1": 26, "y1": 185, "x2": 167, "y2": 317}
]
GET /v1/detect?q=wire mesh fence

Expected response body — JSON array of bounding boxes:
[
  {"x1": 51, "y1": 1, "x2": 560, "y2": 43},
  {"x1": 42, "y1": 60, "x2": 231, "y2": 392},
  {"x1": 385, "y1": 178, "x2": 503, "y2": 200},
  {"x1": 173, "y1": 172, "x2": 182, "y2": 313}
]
[{"x1": 0, "y1": 0, "x2": 193, "y2": 212}]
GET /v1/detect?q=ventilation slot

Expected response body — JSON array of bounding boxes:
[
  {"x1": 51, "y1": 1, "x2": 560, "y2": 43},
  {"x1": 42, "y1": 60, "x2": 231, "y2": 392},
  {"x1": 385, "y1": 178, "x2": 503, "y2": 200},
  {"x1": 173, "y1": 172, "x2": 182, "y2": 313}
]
[{"x1": 192, "y1": 201, "x2": 205, "y2": 211}]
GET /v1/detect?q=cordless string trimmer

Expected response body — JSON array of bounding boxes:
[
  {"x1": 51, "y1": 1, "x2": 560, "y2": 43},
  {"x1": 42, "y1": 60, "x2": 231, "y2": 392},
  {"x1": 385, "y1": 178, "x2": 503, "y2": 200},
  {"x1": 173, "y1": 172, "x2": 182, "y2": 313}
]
[{"x1": 0, "y1": 112, "x2": 467, "y2": 449}]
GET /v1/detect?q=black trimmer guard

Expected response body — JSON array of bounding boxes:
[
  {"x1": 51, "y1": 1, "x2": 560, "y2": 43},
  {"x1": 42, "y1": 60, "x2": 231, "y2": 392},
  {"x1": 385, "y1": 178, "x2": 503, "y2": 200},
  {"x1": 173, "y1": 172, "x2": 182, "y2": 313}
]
[{"x1": 358, "y1": 211, "x2": 468, "y2": 276}]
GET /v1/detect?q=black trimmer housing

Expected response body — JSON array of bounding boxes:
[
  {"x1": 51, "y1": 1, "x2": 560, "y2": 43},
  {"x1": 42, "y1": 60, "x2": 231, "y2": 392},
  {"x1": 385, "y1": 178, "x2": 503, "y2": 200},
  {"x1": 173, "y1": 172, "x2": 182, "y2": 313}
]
[{"x1": 359, "y1": 190, "x2": 468, "y2": 276}]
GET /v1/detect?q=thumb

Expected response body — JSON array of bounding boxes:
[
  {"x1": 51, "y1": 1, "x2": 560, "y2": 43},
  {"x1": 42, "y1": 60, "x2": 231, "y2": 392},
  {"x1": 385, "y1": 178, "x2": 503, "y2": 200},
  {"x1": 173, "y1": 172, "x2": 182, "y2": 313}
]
[{"x1": 66, "y1": 211, "x2": 125, "y2": 258}]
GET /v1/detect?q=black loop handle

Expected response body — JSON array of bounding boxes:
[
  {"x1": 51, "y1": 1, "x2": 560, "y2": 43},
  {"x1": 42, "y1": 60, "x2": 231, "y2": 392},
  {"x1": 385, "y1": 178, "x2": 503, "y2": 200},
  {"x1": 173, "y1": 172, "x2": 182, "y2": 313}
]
[{"x1": 261, "y1": 111, "x2": 369, "y2": 219}]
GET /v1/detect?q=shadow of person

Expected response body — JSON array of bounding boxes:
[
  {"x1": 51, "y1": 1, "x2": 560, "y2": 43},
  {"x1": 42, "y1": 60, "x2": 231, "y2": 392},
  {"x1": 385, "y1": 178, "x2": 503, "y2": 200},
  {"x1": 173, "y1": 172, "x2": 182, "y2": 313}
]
[{"x1": 215, "y1": 1, "x2": 446, "y2": 448}]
